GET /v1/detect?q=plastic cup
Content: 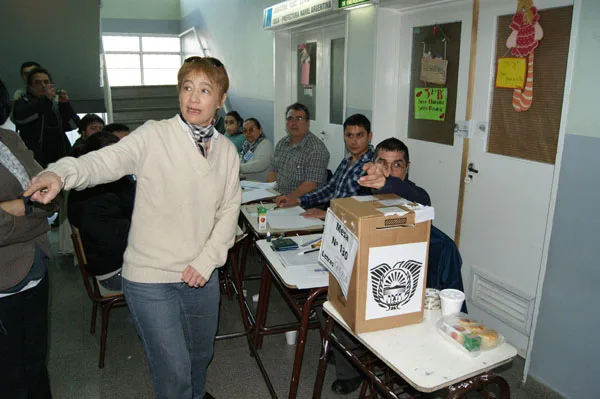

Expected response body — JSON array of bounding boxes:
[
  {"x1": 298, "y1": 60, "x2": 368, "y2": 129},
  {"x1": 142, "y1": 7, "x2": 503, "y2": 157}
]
[
  {"x1": 285, "y1": 330, "x2": 298, "y2": 345},
  {"x1": 439, "y1": 289, "x2": 465, "y2": 317}
]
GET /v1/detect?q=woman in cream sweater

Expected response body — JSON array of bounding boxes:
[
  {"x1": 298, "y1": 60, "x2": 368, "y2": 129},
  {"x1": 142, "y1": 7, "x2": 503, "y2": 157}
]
[
  {"x1": 239, "y1": 117, "x2": 273, "y2": 182},
  {"x1": 26, "y1": 57, "x2": 241, "y2": 399}
]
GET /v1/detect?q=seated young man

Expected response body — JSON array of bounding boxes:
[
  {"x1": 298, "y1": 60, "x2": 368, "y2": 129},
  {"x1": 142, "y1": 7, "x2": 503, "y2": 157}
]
[
  {"x1": 67, "y1": 132, "x2": 135, "y2": 291},
  {"x1": 275, "y1": 113, "x2": 374, "y2": 218},
  {"x1": 359, "y1": 137, "x2": 430, "y2": 205},
  {"x1": 71, "y1": 114, "x2": 105, "y2": 157}
]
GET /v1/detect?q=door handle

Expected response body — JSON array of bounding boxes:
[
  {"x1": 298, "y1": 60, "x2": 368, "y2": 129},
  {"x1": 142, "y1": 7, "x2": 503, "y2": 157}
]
[{"x1": 468, "y1": 163, "x2": 479, "y2": 174}]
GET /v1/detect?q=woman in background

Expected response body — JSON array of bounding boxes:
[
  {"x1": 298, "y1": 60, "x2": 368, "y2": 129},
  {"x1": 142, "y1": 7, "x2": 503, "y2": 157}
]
[
  {"x1": 239, "y1": 117, "x2": 273, "y2": 182},
  {"x1": 224, "y1": 110, "x2": 245, "y2": 152},
  {"x1": 0, "y1": 78, "x2": 57, "y2": 398}
]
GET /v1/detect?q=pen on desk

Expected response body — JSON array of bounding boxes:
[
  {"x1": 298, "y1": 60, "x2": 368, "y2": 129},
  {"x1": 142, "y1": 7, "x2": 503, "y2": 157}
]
[
  {"x1": 298, "y1": 248, "x2": 320, "y2": 255},
  {"x1": 300, "y1": 236, "x2": 322, "y2": 247},
  {"x1": 313, "y1": 268, "x2": 327, "y2": 272}
]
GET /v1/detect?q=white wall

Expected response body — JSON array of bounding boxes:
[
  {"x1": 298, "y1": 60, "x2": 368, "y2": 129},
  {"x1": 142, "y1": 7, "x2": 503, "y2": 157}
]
[
  {"x1": 101, "y1": 0, "x2": 180, "y2": 20},
  {"x1": 180, "y1": 0, "x2": 275, "y2": 102}
]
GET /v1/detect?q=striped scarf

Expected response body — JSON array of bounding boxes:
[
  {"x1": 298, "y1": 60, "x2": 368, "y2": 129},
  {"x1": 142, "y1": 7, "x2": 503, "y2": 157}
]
[{"x1": 179, "y1": 114, "x2": 214, "y2": 157}]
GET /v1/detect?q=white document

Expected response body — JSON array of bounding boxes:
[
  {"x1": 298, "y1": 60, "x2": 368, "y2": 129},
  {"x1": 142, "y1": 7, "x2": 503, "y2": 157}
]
[
  {"x1": 241, "y1": 180, "x2": 277, "y2": 190},
  {"x1": 318, "y1": 209, "x2": 359, "y2": 299},
  {"x1": 242, "y1": 188, "x2": 275, "y2": 204},
  {"x1": 265, "y1": 206, "x2": 324, "y2": 229},
  {"x1": 366, "y1": 242, "x2": 427, "y2": 320},
  {"x1": 278, "y1": 249, "x2": 320, "y2": 267}
]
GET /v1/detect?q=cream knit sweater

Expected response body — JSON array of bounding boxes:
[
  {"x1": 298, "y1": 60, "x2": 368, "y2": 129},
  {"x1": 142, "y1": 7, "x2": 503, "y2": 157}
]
[{"x1": 48, "y1": 116, "x2": 241, "y2": 283}]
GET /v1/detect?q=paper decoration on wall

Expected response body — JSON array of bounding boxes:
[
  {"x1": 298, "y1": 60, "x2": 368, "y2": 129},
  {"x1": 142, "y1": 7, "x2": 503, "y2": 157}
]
[
  {"x1": 420, "y1": 25, "x2": 449, "y2": 85},
  {"x1": 415, "y1": 88, "x2": 447, "y2": 121},
  {"x1": 495, "y1": 57, "x2": 527, "y2": 89},
  {"x1": 506, "y1": 0, "x2": 544, "y2": 112},
  {"x1": 298, "y1": 43, "x2": 315, "y2": 86}
]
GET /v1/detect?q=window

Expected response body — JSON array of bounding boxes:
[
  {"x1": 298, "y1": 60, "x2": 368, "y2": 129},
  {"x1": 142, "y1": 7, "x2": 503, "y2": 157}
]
[{"x1": 102, "y1": 35, "x2": 181, "y2": 86}]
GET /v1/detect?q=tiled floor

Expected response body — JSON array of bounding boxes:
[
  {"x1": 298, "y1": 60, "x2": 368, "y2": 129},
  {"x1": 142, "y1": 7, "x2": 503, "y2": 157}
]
[{"x1": 46, "y1": 230, "x2": 540, "y2": 398}]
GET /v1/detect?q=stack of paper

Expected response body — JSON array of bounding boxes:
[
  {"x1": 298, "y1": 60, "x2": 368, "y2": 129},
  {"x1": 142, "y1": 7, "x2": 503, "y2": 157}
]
[
  {"x1": 267, "y1": 206, "x2": 325, "y2": 229},
  {"x1": 242, "y1": 188, "x2": 275, "y2": 204}
]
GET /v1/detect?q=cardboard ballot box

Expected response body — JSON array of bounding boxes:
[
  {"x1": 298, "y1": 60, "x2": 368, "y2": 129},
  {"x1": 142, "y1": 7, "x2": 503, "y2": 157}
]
[{"x1": 321, "y1": 194, "x2": 433, "y2": 334}]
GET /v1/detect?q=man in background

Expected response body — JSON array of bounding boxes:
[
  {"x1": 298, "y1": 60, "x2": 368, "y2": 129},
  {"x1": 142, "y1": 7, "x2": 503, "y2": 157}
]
[{"x1": 267, "y1": 102, "x2": 329, "y2": 196}]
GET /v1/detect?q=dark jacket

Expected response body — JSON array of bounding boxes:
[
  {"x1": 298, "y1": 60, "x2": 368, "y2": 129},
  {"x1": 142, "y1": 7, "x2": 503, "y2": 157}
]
[
  {"x1": 376, "y1": 176, "x2": 431, "y2": 206},
  {"x1": 0, "y1": 128, "x2": 58, "y2": 291},
  {"x1": 13, "y1": 94, "x2": 79, "y2": 167},
  {"x1": 68, "y1": 177, "x2": 135, "y2": 276}
]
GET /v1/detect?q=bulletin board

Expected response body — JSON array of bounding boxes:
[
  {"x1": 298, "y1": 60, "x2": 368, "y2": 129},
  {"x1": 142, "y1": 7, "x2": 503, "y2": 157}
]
[
  {"x1": 408, "y1": 22, "x2": 462, "y2": 146},
  {"x1": 488, "y1": 6, "x2": 573, "y2": 164}
]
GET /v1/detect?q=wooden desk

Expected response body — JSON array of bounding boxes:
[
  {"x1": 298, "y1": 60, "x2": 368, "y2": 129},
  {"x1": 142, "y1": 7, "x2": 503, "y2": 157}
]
[
  {"x1": 254, "y1": 235, "x2": 328, "y2": 399},
  {"x1": 314, "y1": 301, "x2": 518, "y2": 398}
]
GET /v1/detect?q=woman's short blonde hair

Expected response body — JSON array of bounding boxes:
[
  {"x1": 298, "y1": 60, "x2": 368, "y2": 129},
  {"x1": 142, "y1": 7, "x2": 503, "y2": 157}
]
[{"x1": 177, "y1": 56, "x2": 229, "y2": 95}]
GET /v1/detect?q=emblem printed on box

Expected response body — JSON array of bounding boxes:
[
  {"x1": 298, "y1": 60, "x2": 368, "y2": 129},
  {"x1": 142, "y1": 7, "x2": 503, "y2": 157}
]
[{"x1": 371, "y1": 260, "x2": 422, "y2": 310}]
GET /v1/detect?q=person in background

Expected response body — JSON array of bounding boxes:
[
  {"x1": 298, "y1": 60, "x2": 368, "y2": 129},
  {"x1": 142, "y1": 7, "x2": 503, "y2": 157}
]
[
  {"x1": 68, "y1": 132, "x2": 135, "y2": 291},
  {"x1": 71, "y1": 113, "x2": 105, "y2": 157},
  {"x1": 224, "y1": 110, "x2": 245, "y2": 152},
  {"x1": 103, "y1": 122, "x2": 131, "y2": 140},
  {"x1": 24, "y1": 56, "x2": 240, "y2": 399},
  {"x1": 239, "y1": 117, "x2": 273, "y2": 182},
  {"x1": 275, "y1": 113, "x2": 374, "y2": 219},
  {"x1": 358, "y1": 137, "x2": 431, "y2": 205},
  {"x1": 13, "y1": 67, "x2": 79, "y2": 167},
  {"x1": 0, "y1": 78, "x2": 57, "y2": 398},
  {"x1": 267, "y1": 102, "x2": 329, "y2": 196},
  {"x1": 12, "y1": 61, "x2": 41, "y2": 101}
]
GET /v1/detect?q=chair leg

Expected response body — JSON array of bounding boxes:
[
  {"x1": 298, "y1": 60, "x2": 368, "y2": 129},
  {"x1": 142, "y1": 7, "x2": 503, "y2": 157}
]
[
  {"x1": 99, "y1": 302, "x2": 115, "y2": 369},
  {"x1": 90, "y1": 302, "x2": 98, "y2": 334}
]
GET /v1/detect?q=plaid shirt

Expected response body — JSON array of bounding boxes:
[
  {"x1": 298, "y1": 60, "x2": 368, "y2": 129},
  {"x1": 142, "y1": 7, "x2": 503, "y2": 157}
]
[
  {"x1": 271, "y1": 132, "x2": 329, "y2": 195},
  {"x1": 299, "y1": 147, "x2": 374, "y2": 208}
]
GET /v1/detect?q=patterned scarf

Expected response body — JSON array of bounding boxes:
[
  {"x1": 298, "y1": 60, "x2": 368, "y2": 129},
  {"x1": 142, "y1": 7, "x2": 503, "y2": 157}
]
[
  {"x1": 179, "y1": 114, "x2": 214, "y2": 158},
  {"x1": 240, "y1": 134, "x2": 265, "y2": 160},
  {"x1": 0, "y1": 139, "x2": 29, "y2": 190}
]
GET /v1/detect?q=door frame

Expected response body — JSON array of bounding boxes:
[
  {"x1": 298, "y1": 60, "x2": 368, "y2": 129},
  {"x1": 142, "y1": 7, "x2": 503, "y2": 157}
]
[{"x1": 272, "y1": 14, "x2": 348, "y2": 147}]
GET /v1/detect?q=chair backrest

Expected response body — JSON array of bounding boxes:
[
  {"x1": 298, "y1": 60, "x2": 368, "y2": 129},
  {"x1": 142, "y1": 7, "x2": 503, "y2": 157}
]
[{"x1": 71, "y1": 225, "x2": 104, "y2": 302}]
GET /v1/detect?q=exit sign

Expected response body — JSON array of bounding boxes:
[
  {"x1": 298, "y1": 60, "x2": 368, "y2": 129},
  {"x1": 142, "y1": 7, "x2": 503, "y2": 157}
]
[{"x1": 338, "y1": 0, "x2": 370, "y2": 8}]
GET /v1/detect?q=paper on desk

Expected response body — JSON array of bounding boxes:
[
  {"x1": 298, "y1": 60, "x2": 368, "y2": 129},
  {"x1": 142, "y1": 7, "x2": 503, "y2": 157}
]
[
  {"x1": 266, "y1": 206, "x2": 325, "y2": 229},
  {"x1": 278, "y1": 249, "x2": 320, "y2": 267},
  {"x1": 242, "y1": 188, "x2": 275, "y2": 204},
  {"x1": 241, "y1": 180, "x2": 277, "y2": 190}
]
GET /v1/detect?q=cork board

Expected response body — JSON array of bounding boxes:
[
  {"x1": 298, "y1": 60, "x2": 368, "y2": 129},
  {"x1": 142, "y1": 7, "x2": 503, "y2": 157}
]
[
  {"x1": 408, "y1": 22, "x2": 462, "y2": 146},
  {"x1": 488, "y1": 6, "x2": 573, "y2": 164}
]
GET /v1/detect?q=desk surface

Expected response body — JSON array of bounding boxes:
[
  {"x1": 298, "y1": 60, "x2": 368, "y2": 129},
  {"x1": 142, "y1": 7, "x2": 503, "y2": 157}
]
[
  {"x1": 323, "y1": 301, "x2": 517, "y2": 393},
  {"x1": 241, "y1": 204, "x2": 325, "y2": 237},
  {"x1": 256, "y1": 234, "x2": 329, "y2": 290}
]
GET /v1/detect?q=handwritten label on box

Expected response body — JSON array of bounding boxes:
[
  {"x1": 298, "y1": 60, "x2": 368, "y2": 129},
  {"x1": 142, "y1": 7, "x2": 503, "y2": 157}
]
[
  {"x1": 495, "y1": 57, "x2": 526, "y2": 89},
  {"x1": 318, "y1": 209, "x2": 359, "y2": 299}
]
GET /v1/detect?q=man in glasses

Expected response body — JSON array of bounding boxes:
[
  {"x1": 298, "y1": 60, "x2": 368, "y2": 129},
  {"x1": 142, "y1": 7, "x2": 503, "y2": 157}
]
[
  {"x1": 267, "y1": 102, "x2": 329, "y2": 196},
  {"x1": 275, "y1": 113, "x2": 374, "y2": 219},
  {"x1": 358, "y1": 137, "x2": 430, "y2": 206}
]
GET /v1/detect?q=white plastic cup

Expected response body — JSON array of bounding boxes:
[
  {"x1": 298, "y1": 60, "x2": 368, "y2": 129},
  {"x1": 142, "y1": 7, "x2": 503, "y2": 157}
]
[
  {"x1": 439, "y1": 289, "x2": 465, "y2": 317},
  {"x1": 285, "y1": 330, "x2": 298, "y2": 345}
]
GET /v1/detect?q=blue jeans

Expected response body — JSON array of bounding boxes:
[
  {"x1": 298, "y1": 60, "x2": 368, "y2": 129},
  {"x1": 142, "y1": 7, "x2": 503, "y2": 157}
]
[{"x1": 123, "y1": 273, "x2": 219, "y2": 399}]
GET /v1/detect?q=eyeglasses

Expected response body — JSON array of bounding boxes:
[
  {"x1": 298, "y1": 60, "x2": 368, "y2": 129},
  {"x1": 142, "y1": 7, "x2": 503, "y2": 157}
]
[
  {"x1": 376, "y1": 159, "x2": 407, "y2": 171},
  {"x1": 184, "y1": 56, "x2": 224, "y2": 68},
  {"x1": 286, "y1": 116, "x2": 307, "y2": 122}
]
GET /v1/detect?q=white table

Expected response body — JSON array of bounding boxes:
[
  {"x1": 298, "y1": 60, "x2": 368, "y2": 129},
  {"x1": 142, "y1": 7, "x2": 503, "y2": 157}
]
[
  {"x1": 253, "y1": 234, "x2": 329, "y2": 399},
  {"x1": 314, "y1": 301, "x2": 518, "y2": 398}
]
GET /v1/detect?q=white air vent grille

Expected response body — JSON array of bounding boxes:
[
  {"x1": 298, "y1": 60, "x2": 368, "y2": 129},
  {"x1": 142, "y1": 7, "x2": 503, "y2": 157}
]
[{"x1": 470, "y1": 268, "x2": 535, "y2": 335}]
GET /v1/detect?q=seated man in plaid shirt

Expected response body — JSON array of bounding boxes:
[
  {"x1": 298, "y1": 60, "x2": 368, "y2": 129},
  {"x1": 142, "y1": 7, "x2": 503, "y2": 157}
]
[{"x1": 275, "y1": 113, "x2": 374, "y2": 219}]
